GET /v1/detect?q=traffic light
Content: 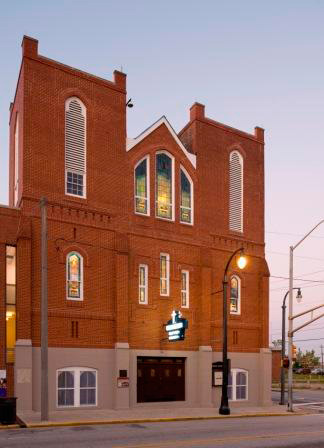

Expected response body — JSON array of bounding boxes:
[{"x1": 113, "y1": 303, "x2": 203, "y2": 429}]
[
  {"x1": 292, "y1": 345, "x2": 297, "y2": 361},
  {"x1": 282, "y1": 356, "x2": 289, "y2": 369}
]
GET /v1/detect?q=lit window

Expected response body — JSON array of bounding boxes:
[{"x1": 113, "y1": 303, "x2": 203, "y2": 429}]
[
  {"x1": 229, "y1": 151, "x2": 243, "y2": 232},
  {"x1": 181, "y1": 270, "x2": 189, "y2": 308},
  {"x1": 57, "y1": 368, "x2": 97, "y2": 407},
  {"x1": 160, "y1": 253, "x2": 170, "y2": 296},
  {"x1": 139, "y1": 264, "x2": 148, "y2": 304},
  {"x1": 135, "y1": 157, "x2": 149, "y2": 215},
  {"x1": 228, "y1": 369, "x2": 248, "y2": 401},
  {"x1": 230, "y1": 275, "x2": 241, "y2": 315},
  {"x1": 180, "y1": 168, "x2": 193, "y2": 224},
  {"x1": 156, "y1": 152, "x2": 174, "y2": 220},
  {"x1": 65, "y1": 98, "x2": 86, "y2": 198},
  {"x1": 6, "y1": 246, "x2": 16, "y2": 363},
  {"x1": 67, "y1": 252, "x2": 83, "y2": 300}
]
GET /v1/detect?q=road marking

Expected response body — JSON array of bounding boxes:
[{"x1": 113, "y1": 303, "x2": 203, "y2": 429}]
[
  {"x1": 295, "y1": 401, "x2": 324, "y2": 406},
  {"x1": 112, "y1": 429, "x2": 324, "y2": 448}
]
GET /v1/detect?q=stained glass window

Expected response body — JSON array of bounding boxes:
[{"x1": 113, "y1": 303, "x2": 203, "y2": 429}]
[
  {"x1": 160, "y1": 253, "x2": 170, "y2": 295},
  {"x1": 181, "y1": 270, "x2": 189, "y2": 308},
  {"x1": 156, "y1": 153, "x2": 173, "y2": 219},
  {"x1": 230, "y1": 276, "x2": 240, "y2": 314},
  {"x1": 135, "y1": 158, "x2": 148, "y2": 214},
  {"x1": 139, "y1": 264, "x2": 148, "y2": 304},
  {"x1": 67, "y1": 252, "x2": 82, "y2": 300},
  {"x1": 180, "y1": 169, "x2": 192, "y2": 224}
]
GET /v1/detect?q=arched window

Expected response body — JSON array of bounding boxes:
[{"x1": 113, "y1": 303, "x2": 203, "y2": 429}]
[
  {"x1": 134, "y1": 156, "x2": 149, "y2": 215},
  {"x1": 230, "y1": 275, "x2": 241, "y2": 315},
  {"x1": 156, "y1": 151, "x2": 174, "y2": 220},
  {"x1": 66, "y1": 252, "x2": 83, "y2": 300},
  {"x1": 228, "y1": 369, "x2": 248, "y2": 401},
  {"x1": 57, "y1": 367, "x2": 97, "y2": 407},
  {"x1": 229, "y1": 151, "x2": 243, "y2": 232},
  {"x1": 180, "y1": 167, "x2": 193, "y2": 225},
  {"x1": 65, "y1": 97, "x2": 86, "y2": 198},
  {"x1": 14, "y1": 114, "x2": 19, "y2": 206}
]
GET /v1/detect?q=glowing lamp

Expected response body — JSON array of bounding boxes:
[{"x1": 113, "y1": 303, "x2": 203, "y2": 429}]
[{"x1": 237, "y1": 254, "x2": 247, "y2": 270}]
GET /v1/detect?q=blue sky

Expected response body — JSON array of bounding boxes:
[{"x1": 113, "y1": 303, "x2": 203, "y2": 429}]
[{"x1": 1, "y1": 0, "x2": 324, "y2": 357}]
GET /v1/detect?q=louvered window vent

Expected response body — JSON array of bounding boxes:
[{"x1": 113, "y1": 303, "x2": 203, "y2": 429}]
[
  {"x1": 65, "y1": 98, "x2": 86, "y2": 197},
  {"x1": 229, "y1": 151, "x2": 243, "y2": 232}
]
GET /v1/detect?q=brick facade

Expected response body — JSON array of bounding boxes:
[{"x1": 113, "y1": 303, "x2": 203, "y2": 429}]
[{"x1": 0, "y1": 36, "x2": 271, "y2": 411}]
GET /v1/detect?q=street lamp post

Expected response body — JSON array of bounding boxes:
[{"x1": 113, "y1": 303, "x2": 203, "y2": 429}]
[
  {"x1": 219, "y1": 247, "x2": 247, "y2": 416},
  {"x1": 280, "y1": 288, "x2": 302, "y2": 406},
  {"x1": 288, "y1": 219, "x2": 324, "y2": 412}
]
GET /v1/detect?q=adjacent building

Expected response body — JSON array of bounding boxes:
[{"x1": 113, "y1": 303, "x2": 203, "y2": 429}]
[{"x1": 0, "y1": 36, "x2": 271, "y2": 412}]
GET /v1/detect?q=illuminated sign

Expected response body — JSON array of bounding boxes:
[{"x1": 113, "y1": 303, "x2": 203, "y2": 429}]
[{"x1": 165, "y1": 310, "x2": 188, "y2": 341}]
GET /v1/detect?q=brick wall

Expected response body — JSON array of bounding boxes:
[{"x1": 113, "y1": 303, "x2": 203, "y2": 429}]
[{"x1": 1, "y1": 37, "x2": 270, "y2": 396}]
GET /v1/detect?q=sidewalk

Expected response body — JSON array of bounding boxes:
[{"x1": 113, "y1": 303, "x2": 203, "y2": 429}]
[{"x1": 17, "y1": 404, "x2": 304, "y2": 428}]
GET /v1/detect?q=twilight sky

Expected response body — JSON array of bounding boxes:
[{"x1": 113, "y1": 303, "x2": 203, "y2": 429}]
[{"x1": 1, "y1": 1, "x2": 324, "y2": 358}]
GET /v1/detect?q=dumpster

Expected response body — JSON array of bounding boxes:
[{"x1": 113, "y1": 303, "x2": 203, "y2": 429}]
[{"x1": 0, "y1": 398, "x2": 17, "y2": 424}]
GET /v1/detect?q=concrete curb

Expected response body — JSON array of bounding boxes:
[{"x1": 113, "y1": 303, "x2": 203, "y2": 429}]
[{"x1": 19, "y1": 412, "x2": 306, "y2": 429}]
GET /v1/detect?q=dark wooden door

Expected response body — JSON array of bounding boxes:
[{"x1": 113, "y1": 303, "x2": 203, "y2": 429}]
[{"x1": 137, "y1": 357, "x2": 185, "y2": 403}]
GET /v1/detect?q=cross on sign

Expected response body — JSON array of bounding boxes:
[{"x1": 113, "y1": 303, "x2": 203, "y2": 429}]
[{"x1": 171, "y1": 310, "x2": 182, "y2": 323}]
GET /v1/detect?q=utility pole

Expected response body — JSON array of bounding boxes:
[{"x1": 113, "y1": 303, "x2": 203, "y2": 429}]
[
  {"x1": 40, "y1": 197, "x2": 48, "y2": 421},
  {"x1": 321, "y1": 345, "x2": 324, "y2": 372}
]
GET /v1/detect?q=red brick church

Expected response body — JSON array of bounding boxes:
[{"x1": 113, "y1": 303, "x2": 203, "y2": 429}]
[{"x1": 0, "y1": 36, "x2": 270, "y2": 412}]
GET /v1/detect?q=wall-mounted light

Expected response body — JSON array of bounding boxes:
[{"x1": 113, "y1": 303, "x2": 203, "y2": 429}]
[{"x1": 126, "y1": 98, "x2": 133, "y2": 108}]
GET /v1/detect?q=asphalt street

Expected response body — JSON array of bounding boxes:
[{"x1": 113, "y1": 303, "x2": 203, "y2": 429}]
[
  {"x1": 272, "y1": 388, "x2": 324, "y2": 412},
  {"x1": 1, "y1": 415, "x2": 324, "y2": 448}
]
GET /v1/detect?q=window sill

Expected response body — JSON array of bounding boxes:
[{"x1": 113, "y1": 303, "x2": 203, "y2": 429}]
[
  {"x1": 137, "y1": 303, "x2": 157, "y2": 310},
  {"x1": 66, "y1": 300, "x2": 85, "y2": 308},
  {"x1": 155, "y1": 216, "x2": 175, "y2": 223},
  {"x1": 135, "y1": 211, "x2": 150, "y2": 218},
  {"x1": 180, "y1": 221, "x2": 194, "y2": 227}
]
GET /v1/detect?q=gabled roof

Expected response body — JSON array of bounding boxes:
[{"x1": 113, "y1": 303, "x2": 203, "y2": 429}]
[{"x1": 126, "y1": 116, "x2": 196, "y2": 168}]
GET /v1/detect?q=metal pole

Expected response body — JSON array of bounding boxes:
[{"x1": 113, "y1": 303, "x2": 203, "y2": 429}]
[
  {"x1": 40, "y1": 197, "x2": 48, "y2": 421},
  {"x1": 321, "y1": 345, "x2": 323, "y2": 372},
  {"x1": 280, "y1": 299, "x2": 286, "y2": 405},
  {"x1": 219, "y1": 275, "x2": 229, "y2": 415},
  {"x1": 288, "y1": 246, "x2": 294, "y2": 412}
]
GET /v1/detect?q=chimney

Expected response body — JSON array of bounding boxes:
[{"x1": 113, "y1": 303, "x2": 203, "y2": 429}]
[
  {"x1": 190, "y1": 102, "x2": 205, "y2": 121},
  {"x1": 21, "y1": 35, "x2": 38, "y2": 58}
]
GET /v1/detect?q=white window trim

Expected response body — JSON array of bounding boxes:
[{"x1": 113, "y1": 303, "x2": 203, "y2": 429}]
[
  {"x1": 155, "y1": 150, "x2": 175, "y2": 222},
  {"x1": 229, "y1": 368, "x2": 248, "y2": 401},
  {"x1": 65, "y1": 97, "x2": 87, "y2": 199},
  {"x1": 180, "y1": 165, "x2": 194, "y2": 226},
  {"x1": 230, "y1": 275, "x2": 241, "y2": 315},
  {"x1": 229, "y1": 150, "x2": 243, "y2": 233},
  {"x1": 14, "y1": 114, "x2": 19, "y2": 206},
  {"x1": 65, "y1": 170, "x2": 87, "y2": 199},
  {"x1": 160, "y1": 253, "x2": 170, "y2": 296},
  {"x1": 56, "y1": 367, "x2": 97, "y2": 408},
  {"x1": 181, "y1": 269, "x2": 189, "y2": 308},
  {"x1": 66, "y1": 252, "x2": 84, "y2": 301},
  {"x1": 138, "y1": 264, "x2": 148, "y2": 304},
  {"x1": 134, "y1": 155, "x2": 150, "y2": 216}
]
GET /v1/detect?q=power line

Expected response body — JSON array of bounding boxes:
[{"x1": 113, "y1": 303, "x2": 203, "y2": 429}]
[
  {"x1": 266, "y1": 250, "x2": 324, "y2": 262},
  {"x1": 266, "y1": 230, "x2": 324, "y2": 240},
  {"x1": 293, "y1": 337, "x2": 324, "y2": 343},
  {"x1": 270, "y1": 282, "x2": 324, "y2": 292},
  {"x1": 271, "y1": 325, "x2": 324, "y2": 334},
  {"x1": 270, "y1": 275, "x2": 324, "y2": 283},
  {"x1": 270, "y1": 269, "x2": 324, "y2": 285}
]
